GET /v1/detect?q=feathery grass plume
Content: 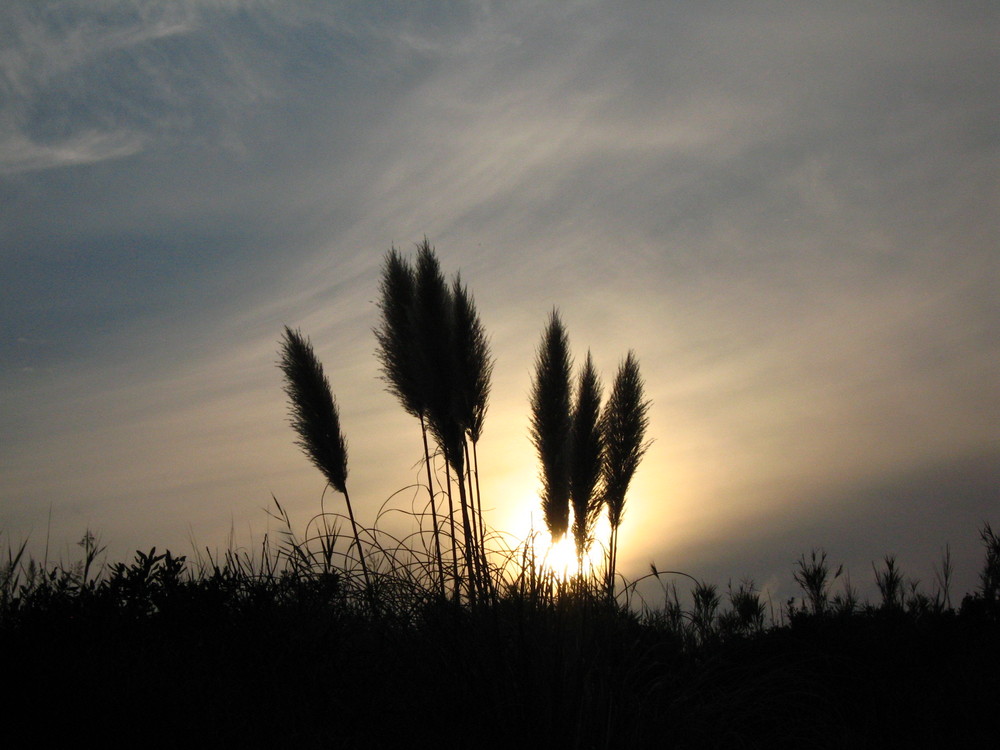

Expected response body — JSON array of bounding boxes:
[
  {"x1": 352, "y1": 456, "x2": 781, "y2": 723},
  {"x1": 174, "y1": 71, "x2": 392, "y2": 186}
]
[
  {"x1": 452, "y1": 273, "x2": 495, "y2": 595},
  {"x1": 601, "y1": 350, "x2": 650, "y2": 593},
  {"x1": 451, "y1": 273, "x2": 493, "y2": 445},
  {"x1": 374, "y1": 247, "x2": 447, "y2": 596},
  {"x1": 570, "y1": 351, "x2": 603, "y2": 569},
  {"x1": 374, "y1": 247, "x2": 422, "y2": 418},
  {"x1": 413, "y1": 240, "x2": 489, "y2": 601},
  {"x1": 278, "y1": 326, "x2": 371, "y2": 593},
  {"x1": 377, "y1": 240, "x2": 494, "y2": 602},
  {"x1": 530, "y1": 309, "x2": 573, "y2": 541},
  {"x1": 413, "y1": 241, "x2": 463, "y2": 472},
  {"x1": 411, "y1": 241, "x2": 467, "y2": 597},
  {"x1": 280, "y1": 326, "x2": 349, "y2": 493}
]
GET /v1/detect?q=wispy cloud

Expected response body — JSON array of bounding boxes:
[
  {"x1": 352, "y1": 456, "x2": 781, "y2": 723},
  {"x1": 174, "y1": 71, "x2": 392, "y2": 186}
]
[
  {"x1": 0, "y1": 0, "x2": 358, "y2": 173},
  {"x1": 0, "y1": 128, "x2": 146, "y2": 173}
]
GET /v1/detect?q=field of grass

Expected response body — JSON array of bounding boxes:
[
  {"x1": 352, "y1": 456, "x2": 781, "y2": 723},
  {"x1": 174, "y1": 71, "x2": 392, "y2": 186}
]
[{"x1": 2, "y1": 519, "x2": 997, "y2": 748}]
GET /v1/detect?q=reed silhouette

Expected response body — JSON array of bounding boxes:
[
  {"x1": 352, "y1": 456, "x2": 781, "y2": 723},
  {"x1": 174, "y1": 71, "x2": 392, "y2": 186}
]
[
  {"x1": 374, "y1": 240, "x2": 494, "y2": 602},
  {"x1": 602, "y1": 351, "x2": 651, "y2": 595},
  {"x1": 374, "y1": 244, "x2": 447, "y2": 595},
  {"x1": 526, "y1": 310, "x2": 651, "y2": 594},
  {"x1": 530, "y1": 309, "x2": 574, "y2": 542},
  {"x1": 298, "y1": 243, "x2": 653, "y2": 602},
  {"x1": 279, "y1": 326, "x2": 372, "y2": 595},
  {"x1": 570, "y1": 351, "x2": 604, "y2": 571}
]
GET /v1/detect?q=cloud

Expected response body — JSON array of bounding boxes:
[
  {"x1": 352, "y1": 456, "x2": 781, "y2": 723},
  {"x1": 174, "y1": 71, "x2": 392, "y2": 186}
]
[
  {"x1": 0, "y1": 0, "x2": 383, "y2": 174},
  {"x1": 1, "y1": 2, "x2": 191, "y2": 171},
  {"x1": 0, "y1": 128, "x2": 146, "y2": 173}
]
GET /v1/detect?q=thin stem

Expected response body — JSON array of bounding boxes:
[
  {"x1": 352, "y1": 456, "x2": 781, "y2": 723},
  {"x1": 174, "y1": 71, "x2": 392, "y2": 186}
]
[
  {"x1": 420, "y1": 415, "x2": 446, "y2": 598},
  {"x1": 341, "y1": 485, "x2": 373, "y2": 597},
  {"x1": 444, "y1": 459, "x2": 461, "y2": 601}
]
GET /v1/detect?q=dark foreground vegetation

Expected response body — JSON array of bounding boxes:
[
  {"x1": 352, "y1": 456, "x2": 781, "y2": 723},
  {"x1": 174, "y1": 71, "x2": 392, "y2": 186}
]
[{"x1": 2, "y1": 522, "x2": 998, "y2": 748}]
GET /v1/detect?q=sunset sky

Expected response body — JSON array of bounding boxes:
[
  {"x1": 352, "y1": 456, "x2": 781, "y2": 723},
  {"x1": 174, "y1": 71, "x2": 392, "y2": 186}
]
[{"x1": 2, "y1": 1, "x2": 997, "y2": 605}]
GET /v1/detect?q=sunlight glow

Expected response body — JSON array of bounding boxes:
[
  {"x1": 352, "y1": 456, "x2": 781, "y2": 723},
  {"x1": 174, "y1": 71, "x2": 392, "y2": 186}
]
[
  {"x1": 538, "y1": 531, "x2": 578, "y2": 581},
  {"x1": 482, "y1": 478, "x2": 617, "y2": 582},
  {"x1": 482, "y1": 471, "x2": 618, "y2": 583},
  {"x1": 524, "y1": 526, "x2": 610, "y2": 583}
]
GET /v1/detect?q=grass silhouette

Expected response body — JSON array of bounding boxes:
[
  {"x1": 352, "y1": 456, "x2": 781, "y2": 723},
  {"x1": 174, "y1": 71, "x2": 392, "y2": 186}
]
[
  {"x1": 374, "y1": 241, "x2": 494, "y2": 603},
  {"x1": 2, "y1": 242, "x2": 997, "y2": 746},
  {"x1": 279, "y1": 326, "x2": 373, "y2": 596},
  {"x1": 2, "y1": 518, "x2": 998, "y2": 746},
  {"x1": 530, "y1": 309, "x2": 574, "y2": 543},
  {"x1": 571, "y1": 351, "x2": 604, "y2": 572}
]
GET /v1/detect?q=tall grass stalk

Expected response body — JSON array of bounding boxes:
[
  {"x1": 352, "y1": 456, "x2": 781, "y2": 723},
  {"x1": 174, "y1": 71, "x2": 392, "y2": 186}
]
[
  {"x1": 530, "y1": 309, "x2": 573, "y2": 542},
  {"x1": 413, "y1": 242, "x2": 476, "y2": 600},
  {"x1": 452, "y1": 273, "x2": 494, "y2": 598},
  {"x1": 278, "y1": 326, "x2": 372, "y2": 595},
  {"x1": 571, "y1": 351, "x2": 604, "y2": 571},
  {"x1": 374, "y1": 247, "x2": 447, "y2": 597},
  {"x1": 601, "y1": 351, "x2": 651, "y2": 596},
  {"x1": 375, "y1": 240, "x2": 496, "y2": 601}
]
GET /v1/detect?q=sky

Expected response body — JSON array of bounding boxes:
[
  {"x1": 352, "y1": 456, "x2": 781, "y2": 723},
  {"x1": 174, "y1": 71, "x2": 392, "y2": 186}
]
[{"x1": 2, "y1": 1, "x2": 997, "y2": 607}]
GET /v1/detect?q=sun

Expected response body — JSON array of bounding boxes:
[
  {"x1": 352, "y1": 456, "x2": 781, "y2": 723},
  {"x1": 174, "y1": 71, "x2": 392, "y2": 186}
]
[
  {"x1": 538, "y1": 531, "x2": 579, "y2": 580},
  {"x1": 489, "y1": 484, "x2": 609, "y2": 582}
]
